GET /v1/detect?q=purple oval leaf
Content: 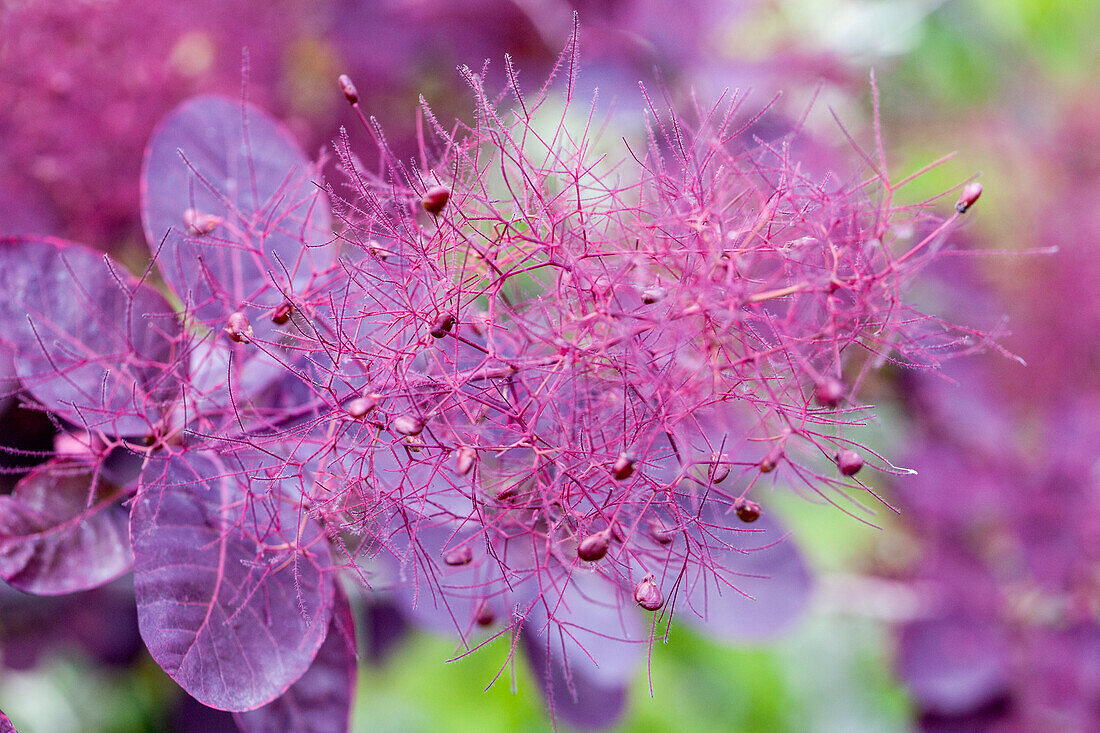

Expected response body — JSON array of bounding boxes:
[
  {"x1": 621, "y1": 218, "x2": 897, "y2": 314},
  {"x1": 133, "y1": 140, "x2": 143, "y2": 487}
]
[
  {"x1": 521, "y1": 577, "x2": 634, "y2": 731},
  {"x1": 636, "y1": 500, "x2": 812, "y2": 643},
  {"x1": 234, "y1": 587, "x2": 357, "y2": 733},
  {"x1": 679, "y1": 509, "x2": 812, "y2": 642},
  {"x1": 898, "y1": 611, "x2": 1012, "y2": 717},
  {"x1": 140, "y1": 96, "x2": 333, "y2": 342},
  {"x1": 0, "y1": 457, "x2": 132, "y2": 595},
  {"x1": 0, "y1": 577, "x2": 142, "y2": 670},
  {"x1": 132, "y1": 452, "x2": 334, "y2": 711},
  {"x1": 524, "y1": 570, "x2": 645, "y2": 688},
  {"x1": 0, "y1": 707, "x2": 17, "y2": 733},
  {"x1": 0, "y1": 236, "x2": 181, "y2": 437}
]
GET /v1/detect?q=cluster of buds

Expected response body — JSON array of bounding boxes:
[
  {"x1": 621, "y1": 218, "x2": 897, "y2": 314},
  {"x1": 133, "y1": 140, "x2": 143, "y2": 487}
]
[{"x1": 307, "y1": 56, "x2": 984, "y2": 706}]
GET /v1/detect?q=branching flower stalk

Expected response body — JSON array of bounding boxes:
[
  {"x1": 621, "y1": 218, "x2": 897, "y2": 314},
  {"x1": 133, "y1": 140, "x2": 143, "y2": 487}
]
[{"x1": 0, "y1": 26, "x2": 993, "y2": 730}]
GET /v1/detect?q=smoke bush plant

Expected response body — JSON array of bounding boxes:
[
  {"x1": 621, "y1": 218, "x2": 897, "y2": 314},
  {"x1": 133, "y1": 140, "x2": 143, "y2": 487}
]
[{"x1": 0, "y1": 32, "x2": 989, "y2": 730}]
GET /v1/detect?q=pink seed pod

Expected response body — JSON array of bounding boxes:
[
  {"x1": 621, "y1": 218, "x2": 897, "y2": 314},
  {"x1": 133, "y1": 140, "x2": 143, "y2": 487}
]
[
  {"x1": 183, "y1": 208, "x2": 221, "y2": 236},
  {"x1": 611, "y1": 453, "x2": 635, "y2": 481},
  {"x1": 474, "y1": 600, "x2": 495, "y2": 627},
  {"x1": 759, "y1": 443, "x2": 783, "y2": 473},
  {"x1": 338, "y1": 74, "x2": 359, "y2": 105},
  {"x1": 443, "y1": 546, "x2": 473, "y2": 566},
  {"x1": 453, "y1": 446, "x2": 476, "y2": 476},
  {"x1": 837, "y1": 449, "x2": 864, "y2": 476},
  {"x1": 641, "y1": 285, "x2": 666, "y2": 304},
  {"x1": 367, "y1": 239, "x2": 389, "y2": 261},
  {"x1": 955, "y1": 182, "x2": 982, "y2": 214},
  {"x1": 814, "y1": 377, "x2": 845, "y2": 408},
  {"x1": 270, "y1": 300, "x2": 293, "y2": 325},
  {"x1": 391, "y1": 415, "x2": 424, "y2": 436},
  {"x1": 577, "y1": 531, "x2": 610, "y2": 562},
  {"x1": 709, "y1": 457, "x2": 730, "y2": 484},
  {"x1": 648, "y1": 520, "x2": 675, "y2": 545},
  {"x1": 634, "y1": 574, "x2": 664, "y2": 611},
  {"x1": 346, "y1": 393, "x2": 379, "y2": 419},
  {"x1": 421, "y1": 185, "x2": 451, "y2": 215},
  {"x1": 429, "y1": 313, "x2": 455, "y2": 339},
  {"x1": 734, "y1": 498, "x2": 762, "y2": 523},
  {"x1": 225, "y1": 311, "x2": 252, "y2": 343}
]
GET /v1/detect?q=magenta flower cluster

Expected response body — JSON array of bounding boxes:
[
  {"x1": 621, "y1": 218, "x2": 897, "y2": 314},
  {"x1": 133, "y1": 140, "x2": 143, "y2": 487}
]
[{"x1": 0, "y1": 35, "x2": 984, "y2": 730}]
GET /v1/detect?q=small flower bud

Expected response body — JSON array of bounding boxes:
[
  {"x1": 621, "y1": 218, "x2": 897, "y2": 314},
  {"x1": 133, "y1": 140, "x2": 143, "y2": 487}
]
[
  {"x1": 347, "y1": 393, "x2": 379, "y2": 419},
  {"x1": 734, "y1": 498, "x2": 762, "y2": 523},
  {"x1": 474, "y1": 600, "x2": 495, "y2": 627},
  {"x1": 270, "y1": 300, "x2": 293, "y2": 325},
  {"x1": 955, "y1": 182, "x2": 982, "y2": 214},
  {"x1": 577, "y1": 531, "x2": 610, "y2": 562},
  {"x1": 338, "y1": 74, "x2": 359, "y2": 105},
  {"x1": 814, "y1": 377, "x2": 845, "y2": 408},
  {"x1": 429, "y1": 313, "x2": 455, "y2": 339},
  {"x1": 421, "y1": 185, "x2": 450, "y2": 215},
  {"x1": 404, "y1": 434, "x2": 424, "y2": 452},
  {"x1": 611, "y1": 453, "x2": 635, "y2": 481},
  {"x1": 641, "y1": 286, "x2": 666, "y2": 304},
  {"x1": 709, "y1": 457, "x2": 730, "y2": 484},
  {"x1": 648, "y1": 520, "x2": 674, "y2": 545},
  {"x1": 367, "y1": 239, "x2": 389, "y2": 261},
  {"x1": 225, "y1": 311, "x2": 252, "y2": 343},
  {"x1": 759, "y1": 443, "x2": 783, "y2": 473},
  {"x1": 183, "y1": 208, "x2": 221, "y2": 236},
  {"x1": 453, "y1": 446, "x2": 476, "y2": 476},
  {"x1": 837, "y1": 449, "x2": 864, "y2": 476},
  {"x1": 391, "y1": 414, "x2": 424, "y2": 436},
  {"x1": 443, "y1": 546, "x2": 473, "y2": 566},
  {"x1": 634, "y1": 574, "x2": 664, "y2": 611}
]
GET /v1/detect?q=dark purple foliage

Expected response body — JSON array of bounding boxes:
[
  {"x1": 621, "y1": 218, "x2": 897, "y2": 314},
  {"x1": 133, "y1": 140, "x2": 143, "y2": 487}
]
[
  {"x1": 0, "y1": 577, "x2": 143, "y2": 671},
  {"x1": 0, "y1": 237, "x2": 180, "y2": 437},
  {"x1": 132, "y1": 452, "x2": 334, "y2": 711},
  {"x1": 140, "y1": 95, "x2": 333, "y2": 334},
  {"x1": 358, "y1": 598, "x2": 411, "y2": 664},
  {"x1": 0, "y1": 458, "x2": 131, "y2": 595},
  {"x1": 171, "y1": 693, "x2": 240, "y2": 733},
  {"x1": 0, "y1": 708, "x2": 16, "y2": 733},
  {"x1": 883, "y1": 97, "x2": 1100, "y2": 727},
  {"x1": 675, "y1": 511, "x2": 811, "y2": 642},
  {"x1": 898, "y1": 610, "x2": 1011, "y2": 718},
  {"x1": 522, "y1": 618, "x2": 630, "y2": 730},
  {"x1": 0, "y1": 400, "x2": 59, "y2": 492},
  {"x1": 234, "y1": 588, "x2": 357, "y2": 733},
  {"x1": 0, "y1": 0, "x2": 320, "y2": 247}
]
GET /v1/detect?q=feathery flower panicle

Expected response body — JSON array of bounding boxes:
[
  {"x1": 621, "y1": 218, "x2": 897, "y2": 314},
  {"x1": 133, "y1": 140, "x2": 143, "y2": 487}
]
[
  {"x1": 311, "y1": 34, "x2": 987, "y2": 719},
  {"x1": 0, "y1": 27, "x2": 990, "y2": 730}
]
